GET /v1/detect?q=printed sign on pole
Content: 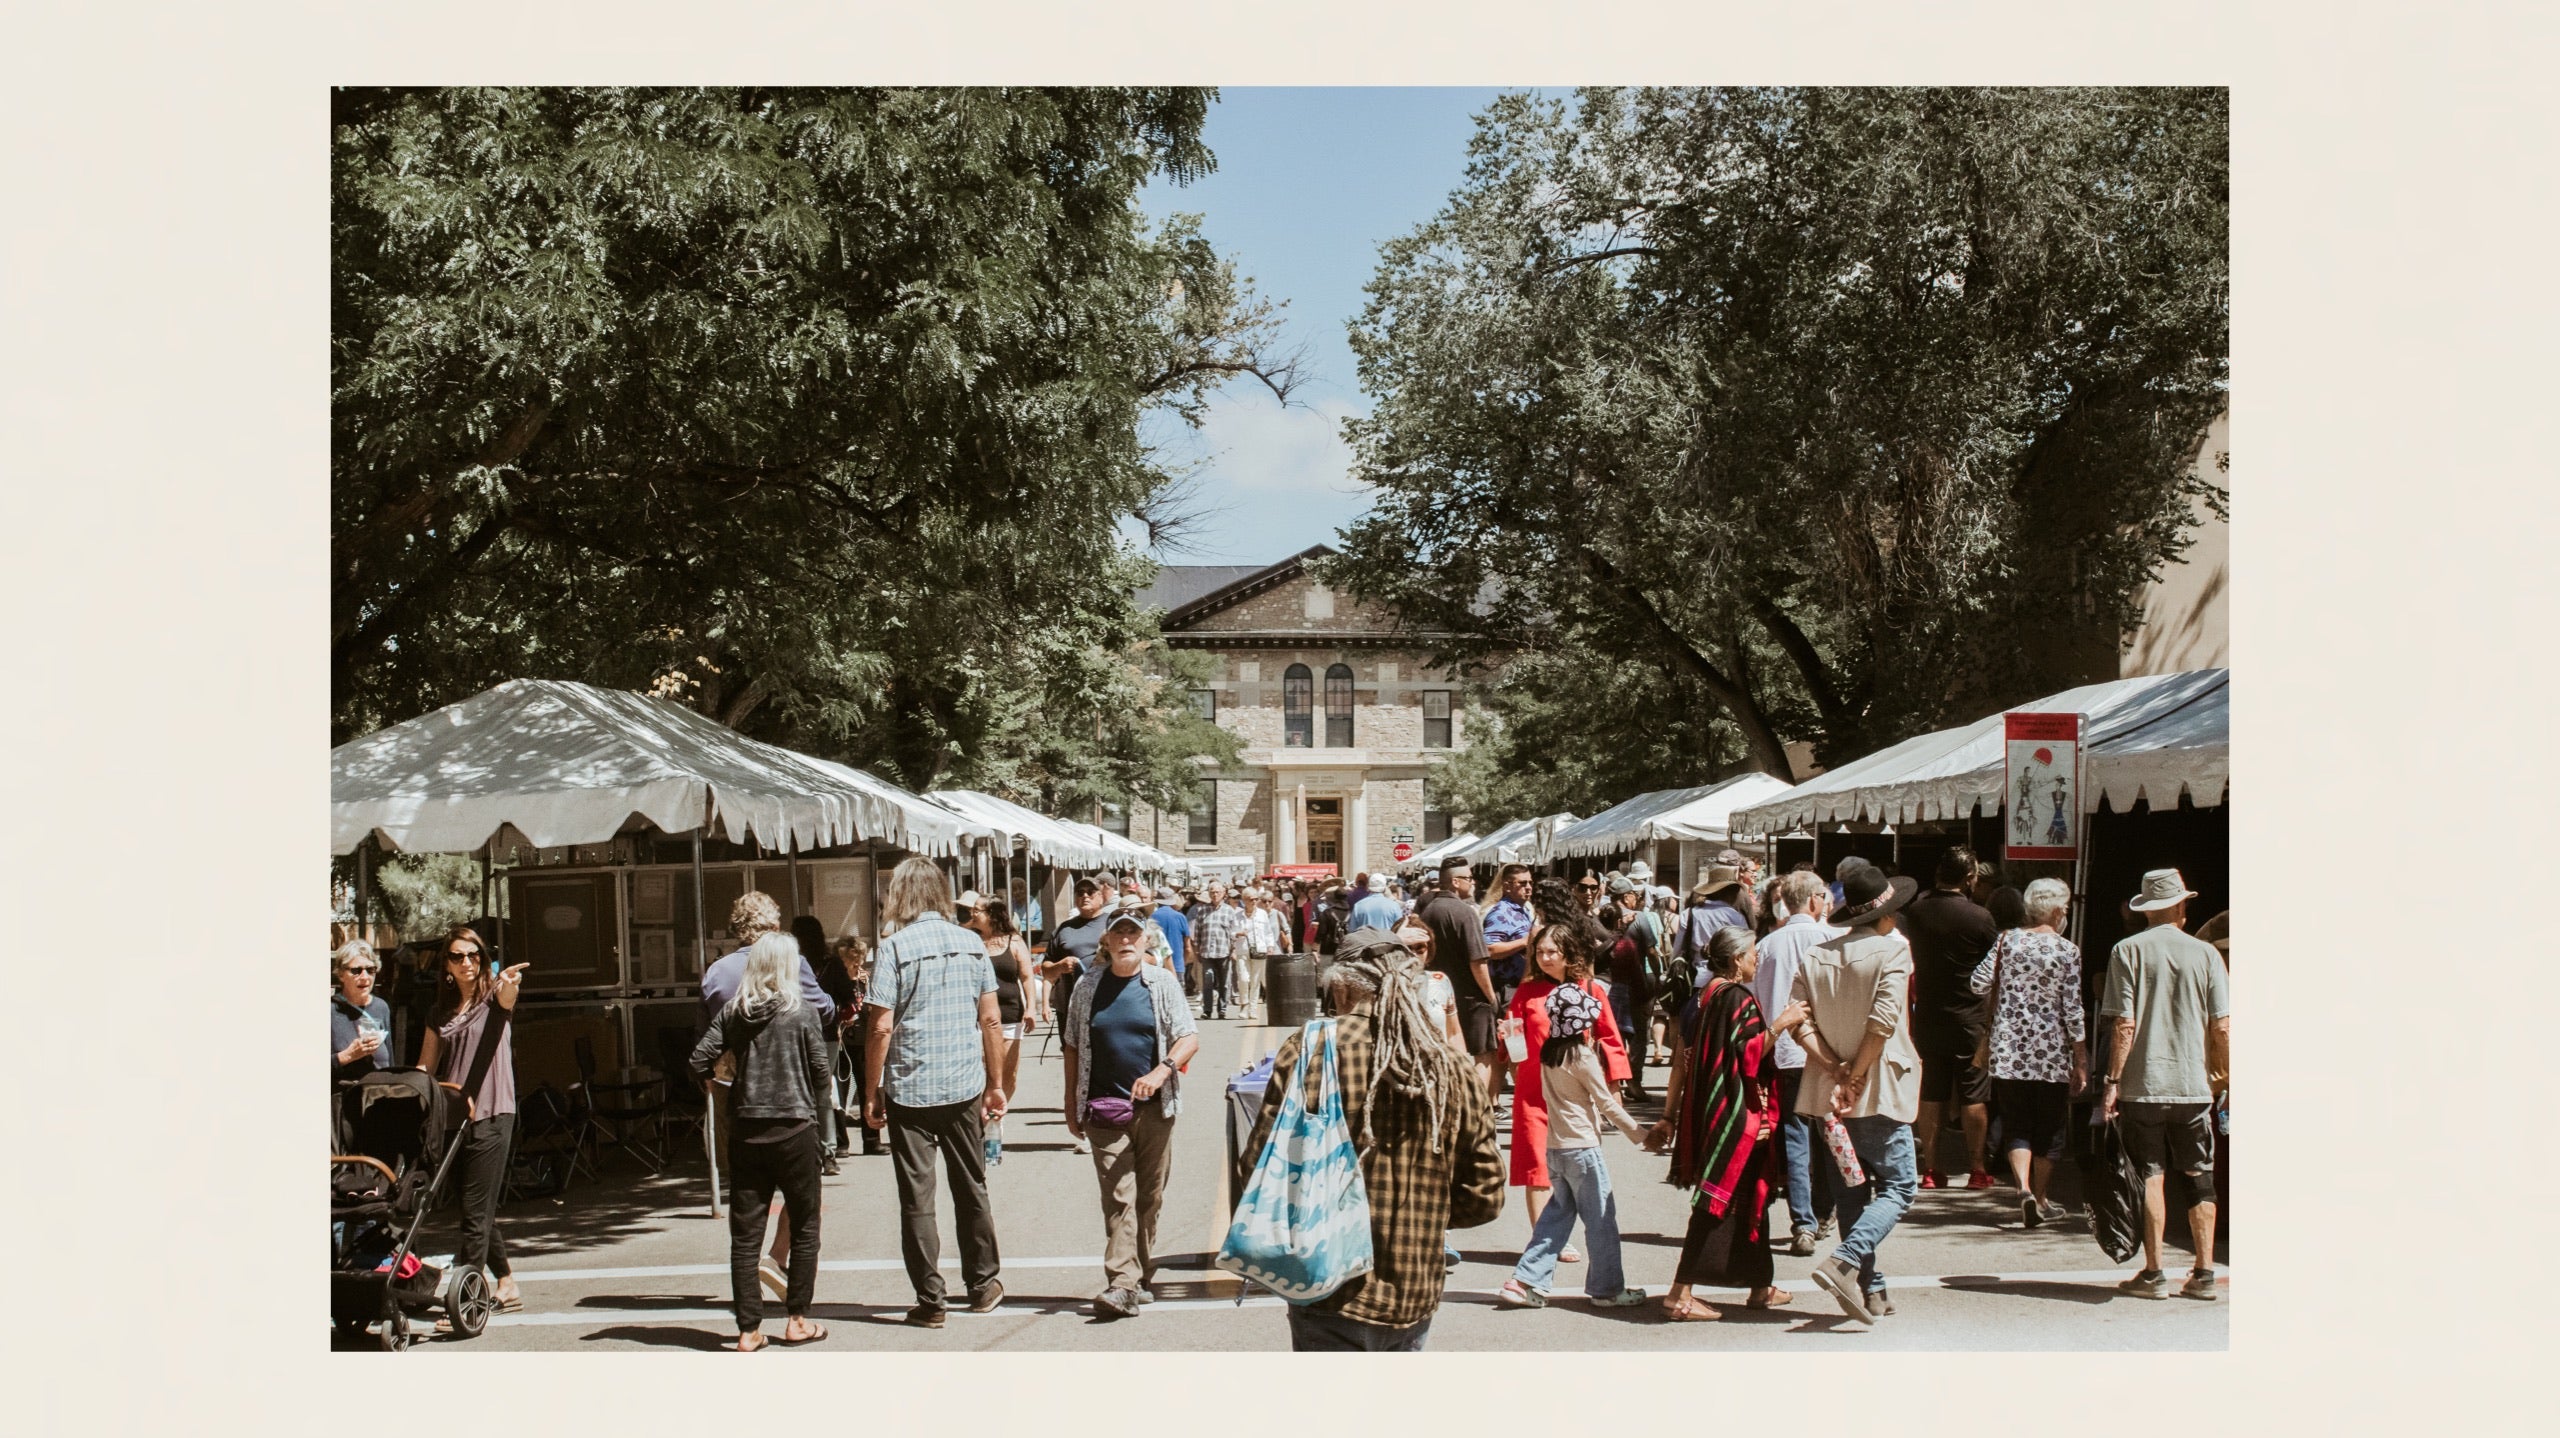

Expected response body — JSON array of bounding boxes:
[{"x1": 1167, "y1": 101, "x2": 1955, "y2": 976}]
[{"x1": 2003, "y1": 712, "x2": 2083, "y2": 861}]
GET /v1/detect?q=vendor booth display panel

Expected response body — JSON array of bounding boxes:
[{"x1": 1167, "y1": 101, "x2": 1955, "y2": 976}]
[
  {"x1": 503, "y1": 872, "x2": 623, "y2": 992},
  {"x1": 510, "y1": 999, "x2": 626, "y2": 1096}
]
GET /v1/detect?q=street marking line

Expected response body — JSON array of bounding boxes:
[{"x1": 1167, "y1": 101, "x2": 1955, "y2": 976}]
[
  {"x1": 471, "y1": 1261, "x2": 2225, "y2": 1328},
  {"x1": 511, "y1": 1255, "x2": 1109, "y2": 1283}
]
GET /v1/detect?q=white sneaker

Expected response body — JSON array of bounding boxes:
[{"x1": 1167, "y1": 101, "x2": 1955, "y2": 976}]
[{"x1": 758, "y1": 1260, "x2": 788, "y2": 1300}]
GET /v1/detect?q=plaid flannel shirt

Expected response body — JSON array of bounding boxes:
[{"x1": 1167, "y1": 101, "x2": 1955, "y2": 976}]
[
  {"x1": 866, "y1": 913, "x2": 998, "y2": 1108},
  {"x1": 1245, "y1": 1014, "x2": 1505, "y2": 1330},
  {"x1": 1196, "y1": 903, "x2": 1248, "y2": 961}
]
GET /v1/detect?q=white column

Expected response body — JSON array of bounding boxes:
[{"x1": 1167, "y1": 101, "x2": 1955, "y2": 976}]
[
  {"x1": 1272, "y1": 777, "x2": 1295, "y2": 871},
  {"x1": 1346, "y1": 779, "x2": 1369, "y2": 877},
  {"x1": 1294, "y1": 782, "x2": 1309, "y2": 865}
]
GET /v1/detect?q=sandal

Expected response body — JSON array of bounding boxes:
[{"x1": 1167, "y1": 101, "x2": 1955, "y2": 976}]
[
  {"x1": 1747, "y1": 1287, "x2": 1794, "y2": 1309},
  {"x1": 1560, "y1": 1245, "x2": 1583, "y2": 1263},
  {"x1": 735, "y1": 1332, "x2": 769, "y2": 1353},
  {"x1": 1663, "y1": 1296, "x2": 1722, "y2": 1322},
  {"x1": 775, "y1": 1321, "x2": 829, "y2": 1345},
  {"x1": 1497, "y1": 1280, "x2": 1547, "y2": 1309}
]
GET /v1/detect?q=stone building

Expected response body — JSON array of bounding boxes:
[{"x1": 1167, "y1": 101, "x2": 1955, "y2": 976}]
[{"x1": 1106, "y1": 546, "x2": 1471, "y2": 879}]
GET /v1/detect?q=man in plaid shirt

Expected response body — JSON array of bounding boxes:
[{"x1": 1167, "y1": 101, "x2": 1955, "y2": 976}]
[
  {"x1": 1244, "y1": 929, "x2": 1504, "y2": 1349},
  {"x1": 1193, "y1": 883, "x2": 1246, "y2": 1020},
  {"x1": 863, "y1": 857, "x2": 1008, "y2": 1327}
]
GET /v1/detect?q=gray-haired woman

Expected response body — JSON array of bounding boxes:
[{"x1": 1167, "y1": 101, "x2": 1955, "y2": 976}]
[
  {"x1": 690, "y1": 931, "x2": 834, "y2": 1351},
  {"x1": 1969, "y1": 877, "x2": 2087, "y2": 1227},
  {"x1": 331, "y1": 941, "x2": 394, "y2": 1084}
]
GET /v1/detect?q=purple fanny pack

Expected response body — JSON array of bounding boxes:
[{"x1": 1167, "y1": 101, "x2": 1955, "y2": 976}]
[{"x1": 1084, "y1": 1096, "x2": 1138, "y2": 1127}]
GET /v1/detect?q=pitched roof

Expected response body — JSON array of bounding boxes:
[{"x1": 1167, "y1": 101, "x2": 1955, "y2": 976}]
[{"x1": 1141, "y1": 545, "x2": 1336, "y2": 629}]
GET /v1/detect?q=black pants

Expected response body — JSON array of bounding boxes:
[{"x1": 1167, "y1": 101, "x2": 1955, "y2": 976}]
[
  {"x1": 453, "y1": 1113, "x2": 515, "y2": 1280},
  {"x1": 727, "y1": 1121, "x2": 822, "y2": 1331},
  {"x1": 888, "y1": 1098, "x2": 1001, "y2": 1308},
  {"x1": 1200, "y1": 955, "x2": 1232, "y2": 1018},
  {"x1": 1287, "y1": 1305, "x2": 1432, "y2": 1351}
]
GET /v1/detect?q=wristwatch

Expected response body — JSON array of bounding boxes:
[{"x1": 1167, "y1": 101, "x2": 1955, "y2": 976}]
[{"x1": 2101, "y1": 1075, "x2": 2120, "y2": 1087}]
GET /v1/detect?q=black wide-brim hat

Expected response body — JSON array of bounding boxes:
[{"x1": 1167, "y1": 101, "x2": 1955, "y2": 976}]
[{"x1": 1832, "y1": 872, "x2": 1919, "y2": 928}]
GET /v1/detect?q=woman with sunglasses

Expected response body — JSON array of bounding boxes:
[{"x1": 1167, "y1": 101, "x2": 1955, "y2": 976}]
[
  {"x1": 414, "y1": 924, "x2": 531, "y2": 1326},
  {"x1": 330, "y1": 940, "x2": 394, "y2": 1083}
]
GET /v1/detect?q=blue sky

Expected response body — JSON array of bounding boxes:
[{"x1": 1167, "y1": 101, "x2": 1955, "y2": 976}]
[{"x1": 1134, "y1": 87, "x2": 1528, "y2": 564}]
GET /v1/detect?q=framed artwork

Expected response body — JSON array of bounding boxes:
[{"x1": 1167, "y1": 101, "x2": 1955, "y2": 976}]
[
  {"x1": 636, "y1": 929, "x2": 675, "y2": 985},
  {"x1": 634, "y1": 871, "x2": 674, "y2": 925}
]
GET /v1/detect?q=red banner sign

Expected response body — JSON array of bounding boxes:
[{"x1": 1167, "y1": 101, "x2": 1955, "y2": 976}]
[
  {"x1": 1268, "y1": 863, "x2": 1339, "y2": 880},
  {"x1": 2003, "y1": 712, "x2": 2082, "y2": 861}
]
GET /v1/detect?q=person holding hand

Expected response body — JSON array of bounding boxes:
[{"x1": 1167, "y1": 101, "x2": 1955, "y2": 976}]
[
  {"x1": 414, "y1": 925, "x2": 529, "y2": 1327},
  {"x1": 331, "y1": 940, "x2": 394, "y2": 1083},
  {"x1": 1062, "y1": 900, "x2": 1200, "y2": 1320}
]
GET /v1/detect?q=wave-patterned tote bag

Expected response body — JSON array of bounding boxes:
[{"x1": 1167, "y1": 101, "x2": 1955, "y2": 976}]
[{"x1": 1216, "y1": 1018, "x2": 1375, "y2": 1301}]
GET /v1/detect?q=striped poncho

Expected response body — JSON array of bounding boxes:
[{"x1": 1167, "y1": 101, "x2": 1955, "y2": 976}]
[{"x1": 1669, "y1": 977, "x2": 1772, "y2": 1218}]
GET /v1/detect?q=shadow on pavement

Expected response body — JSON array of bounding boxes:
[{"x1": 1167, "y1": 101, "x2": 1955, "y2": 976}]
[{"x1": 578, "y1": 1325, "x2": 735, "y2": 1350}]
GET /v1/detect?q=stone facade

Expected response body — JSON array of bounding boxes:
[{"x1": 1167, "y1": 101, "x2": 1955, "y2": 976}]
[{"x1": 1109, "y1": 551, "x2": 1471, "y2": 879}]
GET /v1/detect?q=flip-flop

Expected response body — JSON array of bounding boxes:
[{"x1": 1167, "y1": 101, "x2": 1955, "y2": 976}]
[
  {"x1": 1747, "y1": 1288, "x2": 1794, "y2": 1310},
  {"x1": 735, "y1": 1333, "x2": 769, "y2": 1353},
  {"x1": 494, "y1": 1293, "x2": 525, "y2": 1314},
  {"x1": 775, "y1": 1322, "x2": 829, "y2": 1346}
]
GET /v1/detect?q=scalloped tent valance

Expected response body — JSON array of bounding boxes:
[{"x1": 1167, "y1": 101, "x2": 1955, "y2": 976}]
[{"x1": 1731, "y1": 669, "x2": 2230, "y2": 835}]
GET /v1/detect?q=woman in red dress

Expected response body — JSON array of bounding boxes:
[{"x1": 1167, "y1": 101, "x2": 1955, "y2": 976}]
[{"x1": 1505, "y1": 922, "x2": 1629, "y2": 1250}]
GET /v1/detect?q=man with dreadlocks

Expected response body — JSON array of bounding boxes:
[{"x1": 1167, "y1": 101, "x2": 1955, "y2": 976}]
[{"x1": 1243, "y1": 927, "x2": 1505, "y2": 1351}]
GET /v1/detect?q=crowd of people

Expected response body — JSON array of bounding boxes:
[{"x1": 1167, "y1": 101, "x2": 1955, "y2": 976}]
[{"x1": 330, "y1": 840, "x2": 2230, "y2": 1350}]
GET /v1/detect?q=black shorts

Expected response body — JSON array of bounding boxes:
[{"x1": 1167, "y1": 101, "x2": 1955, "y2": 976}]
[
  {"x1": 1993, "y1": 1078, "x2": 2071, "y2": 1162},
  {"x1": 1456, "y1": 991, "x2": 1501, "y2": 1057},
  {"x1": 1919, "y1": 1045, "x2": 1994, "y2": 1105},
  {"x1": 2120, "y1": 1101, "x2": 2215, "y2": 1178}
]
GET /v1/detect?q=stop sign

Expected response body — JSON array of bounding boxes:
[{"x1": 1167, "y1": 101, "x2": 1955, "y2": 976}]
[{"x1": 1393, "y1": 842, "x2": 1413, "y2": 861}]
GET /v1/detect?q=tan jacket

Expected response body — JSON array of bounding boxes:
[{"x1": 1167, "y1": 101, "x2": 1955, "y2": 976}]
[{"x1": 1790, "y1": 927, "x2": 1921, "y2": 1124}]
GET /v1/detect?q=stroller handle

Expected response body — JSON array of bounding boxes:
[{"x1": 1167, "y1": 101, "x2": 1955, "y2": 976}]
[{"x1": 438, "y1": 1080, "x2": 478, "y2": 1121}]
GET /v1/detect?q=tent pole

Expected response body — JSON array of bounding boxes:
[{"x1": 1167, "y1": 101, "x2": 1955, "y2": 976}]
[
  {"x1": 482, "y1": 845, "x2": 499, "y2": 965},
  {"x1": 788, "y1": 834, "x2": 804, "y2": 921},
  {"x1": 355, "y1": 837, "x2": 373, "y2": 946},
  {"x1": 691, "y1": 824, "x2": 709, "y2": 978}
]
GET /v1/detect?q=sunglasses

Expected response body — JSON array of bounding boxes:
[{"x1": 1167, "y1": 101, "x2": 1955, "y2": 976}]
[
  {"x1": 1578, "y1": 881, "x2": 1600, "y2": 890},
  {"x1": 342, "y1": 964, "x2": 379, "y2": 976},
  {"x1": 444, "y1": 949, "x2": 483, "y2": 963}
]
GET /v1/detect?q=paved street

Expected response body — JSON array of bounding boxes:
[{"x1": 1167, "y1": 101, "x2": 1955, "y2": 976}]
[{"x1": 374, "y1": 1011, "x2": 2229, "y2": 1352}]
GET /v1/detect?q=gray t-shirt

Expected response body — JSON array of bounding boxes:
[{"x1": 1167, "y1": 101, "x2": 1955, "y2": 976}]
[{"x1": 2098, "y1": 924, "x2": 2231, "y2": 1103}]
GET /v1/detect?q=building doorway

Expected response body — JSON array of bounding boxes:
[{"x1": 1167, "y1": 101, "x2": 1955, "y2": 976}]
[{"x1": 1305, "y1": 797, "x2": 1342, "y2": 867}]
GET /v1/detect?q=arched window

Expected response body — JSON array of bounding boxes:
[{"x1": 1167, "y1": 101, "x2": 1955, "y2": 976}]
[
  {"x1": 1282, "y1": 664, "x2": 1313, "y2": 747},
  {"x1": 1324, "y1": 663, "x2": 1355, "y2": 747}
]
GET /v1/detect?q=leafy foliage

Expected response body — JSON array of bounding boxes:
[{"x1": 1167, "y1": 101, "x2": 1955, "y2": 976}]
[
  {"x1": 1318, "y1": 87, "x2": 2228, "y2": 776},
  {"x1": 334, "y1": 87, "x2": 1269, "y2": 808}
]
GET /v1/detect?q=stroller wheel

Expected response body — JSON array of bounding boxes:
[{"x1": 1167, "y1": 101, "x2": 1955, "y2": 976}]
[
  {"x1": 444, "y1": 1266, "x2": 493, "y2": 1339},
  {"x1": 377, "y1": 1314, "x2": 411, "y2": 1352}
]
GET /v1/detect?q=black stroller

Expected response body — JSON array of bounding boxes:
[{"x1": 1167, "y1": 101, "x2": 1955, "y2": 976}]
[{"x1": 331, "y1": 1068, "x2": 494, "y2": 1349}]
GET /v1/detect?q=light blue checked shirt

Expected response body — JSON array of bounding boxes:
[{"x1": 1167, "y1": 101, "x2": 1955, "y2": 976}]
[{"x1": 866, "y1": 913, "x2": 999, "y2": 1109}]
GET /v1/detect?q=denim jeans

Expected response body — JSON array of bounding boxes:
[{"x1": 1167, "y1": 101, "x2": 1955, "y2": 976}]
[
  {"x1": 1512, "y1": 1147, "x2": 1626, "y2": 1298},
  {"x1": 1607, "y1": 979, "x2": 1648, "y2": 1084},
  {"x1": 1286, "y1": 1305, "x2": 1433, "y2": 1351},
  {"x1": 1772, "y1": 1068, "x2": 1834, "y2": 1233},
  {"x1": 1830, "y1": 1116, "x2": 1917, "y2": 1295}
]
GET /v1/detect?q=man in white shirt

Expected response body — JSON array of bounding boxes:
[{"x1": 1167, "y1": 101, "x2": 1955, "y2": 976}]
[{"x1": 1753, "y1": 869, "x2": 1844, "y2": 1254}]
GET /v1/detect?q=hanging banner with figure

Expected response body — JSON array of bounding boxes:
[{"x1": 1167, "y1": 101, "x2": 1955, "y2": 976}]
[{"x1": 2003, "y1": 712, "x2": 2083, "y2": 861}]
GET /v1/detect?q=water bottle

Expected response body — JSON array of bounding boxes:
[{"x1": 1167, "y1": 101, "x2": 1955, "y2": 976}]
[{"x1": 982, "y1": 1130, "x2": 1004, "y2": 1168}]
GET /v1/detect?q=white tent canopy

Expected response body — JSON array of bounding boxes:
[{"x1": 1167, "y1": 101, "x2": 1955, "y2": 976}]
[
  {"x1": 1538, "y1": 773, "x2": 1794, "y2": 860},
  {"x1": 928, "y1": 789, "x2": 1120, "y2": 870},
  {"x1": 1651, "y1": 772, "x2": 1801, "y2": 843},
  {"x1": 330, "y1": 679, "x2": 986, "y2": 858},
  {"x1": 1732, "y1": 668, "x2": 2230, "y2": 834},
  {"x1": 1399, "y1": 830, "x2": 1480, "y2": 873},
  {"x1": 1460, "y1": 812, "x2": 1579, "y2": 866}
]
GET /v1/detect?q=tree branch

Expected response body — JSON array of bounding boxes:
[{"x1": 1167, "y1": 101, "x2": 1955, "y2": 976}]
[
  {"x1": 1575, "y1": 546, "x2": 1793, "y2": 776},
  {"x1": 1750, "y1": 595, "x2": 1851, "y2": 725}
]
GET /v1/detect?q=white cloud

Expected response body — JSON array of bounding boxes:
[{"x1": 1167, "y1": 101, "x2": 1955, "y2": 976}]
[{"x1": 1145, "y1": 393, "x2": 1374, "y2": 561}]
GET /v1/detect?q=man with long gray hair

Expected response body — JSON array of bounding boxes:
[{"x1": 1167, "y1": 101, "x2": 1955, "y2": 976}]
[
  {"x1": 1243, "y1": 927, "x2": 1504, "y2": 1350},
  {"x1": 863, "y1": 857, "x2": 1009, "y2": 1327}
]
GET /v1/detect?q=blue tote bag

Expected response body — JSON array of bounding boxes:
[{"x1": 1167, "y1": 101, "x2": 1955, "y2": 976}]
[{"x1": 1216, "y1": 1018, "x2": 1375, "y2": 1302}]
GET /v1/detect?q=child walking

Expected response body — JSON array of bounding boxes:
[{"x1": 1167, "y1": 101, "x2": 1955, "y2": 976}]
[{"x1": 1499, "y1": 980, "x2": 1651, "y2": 1308}]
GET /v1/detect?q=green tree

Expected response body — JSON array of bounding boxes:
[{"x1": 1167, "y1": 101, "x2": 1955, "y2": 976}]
[
  {"x1": 1428, "y1": 655, "x2": 1746, "y2": 831},
  {"x1": 1318, "y1": 87, "x2": 2227, "y2": 776},
  {"x1": 334, "y1": 87, "x2": 1276, "y2": 806}
]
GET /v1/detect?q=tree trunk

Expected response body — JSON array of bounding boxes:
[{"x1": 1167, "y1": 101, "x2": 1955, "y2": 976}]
[{"x1": 1576, "y1": 548, "x2": 1794, "y2": 777}]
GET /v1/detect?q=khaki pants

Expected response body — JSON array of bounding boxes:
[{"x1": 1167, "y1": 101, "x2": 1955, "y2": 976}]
[
  {"x1": 1086, "y1": 1103, "x2": 1176, "y2": 1293},
  {"x1": 1237, "y1": 954, "x2": 1270, "y2": 1011}
]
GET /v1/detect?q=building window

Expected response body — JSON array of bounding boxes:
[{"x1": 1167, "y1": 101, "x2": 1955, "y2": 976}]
[
  {"x1": 1324, "y1": 663, "x2": 1354, "y2": 747},
  {"x1": 1188, "y1": 688, "x2": 1216, "y2": 722},
  {"x1": 1187, "y1": 787, "x2": 1217, "y2": 846},
  {"x1": 1424, "y1": 809, "x2": 1453, "y2": 845},
  {"x1": 1423, "y1": 690, "x2": 1452, "y2": 748},
  {"x1": 1283, "y1": 664, "x2": 1313, "y2": 747},
  {"x1": 1098, "y1": 800, "x2": 1129, "y2": 837}
]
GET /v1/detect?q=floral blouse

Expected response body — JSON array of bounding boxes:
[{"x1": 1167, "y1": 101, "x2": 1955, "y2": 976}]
[{"x1": 1968, "y1": 929, "x2": 2086, "y2": 1084}]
